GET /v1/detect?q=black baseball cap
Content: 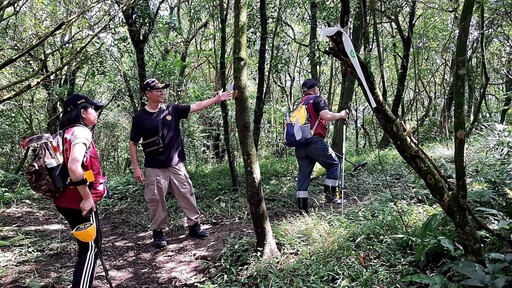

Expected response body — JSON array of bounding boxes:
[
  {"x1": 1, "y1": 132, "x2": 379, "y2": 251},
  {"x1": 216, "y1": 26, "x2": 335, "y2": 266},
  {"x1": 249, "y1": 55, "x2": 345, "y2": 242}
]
[
  {"x1": 143, "y1": 79, "x2": 171, "y2": 91},
  {"x1": 63, "y1": 94, "x2": 105, "y2": 113},
  {"x1": 301, "y1": 79, "x2": 321, "y2": 91}
]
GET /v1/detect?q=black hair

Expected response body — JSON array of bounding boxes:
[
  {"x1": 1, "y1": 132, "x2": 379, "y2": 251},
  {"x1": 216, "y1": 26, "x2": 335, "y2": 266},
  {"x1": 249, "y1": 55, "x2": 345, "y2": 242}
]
[{"x1": 59, "y1": 103, "x2": 93, "y2": 130}]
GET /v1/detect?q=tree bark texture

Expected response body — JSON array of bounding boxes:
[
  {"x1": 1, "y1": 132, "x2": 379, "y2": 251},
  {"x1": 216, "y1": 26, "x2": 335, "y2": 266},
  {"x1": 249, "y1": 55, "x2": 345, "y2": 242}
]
[
  {"x1": 452, "y1": 0, "x2": 481, "y2": 259},
  {"x1": 331, "y1": 0, "x2": 362, "y2": 156},
  {"x1": 219, "y1": 0, "x2": 239, "y2": 190},
  {"x1": 308, "y1": 1, "x2": 319, "y2": 80},
  {"x1": 120, "y1": 0, "x2": 163, "y2": 108},
  {"x1": 233, "y1": 0, "x2": 279, "y2": 259},
  {"x1": 252, "y1": 0, "x2": 268, "y2": 151}
]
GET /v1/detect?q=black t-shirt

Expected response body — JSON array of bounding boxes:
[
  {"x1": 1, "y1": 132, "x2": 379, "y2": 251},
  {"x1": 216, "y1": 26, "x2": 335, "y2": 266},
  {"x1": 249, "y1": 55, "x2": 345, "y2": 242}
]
[{"x1": 130, "y1": 104, "x2": 190, "y2": 168}]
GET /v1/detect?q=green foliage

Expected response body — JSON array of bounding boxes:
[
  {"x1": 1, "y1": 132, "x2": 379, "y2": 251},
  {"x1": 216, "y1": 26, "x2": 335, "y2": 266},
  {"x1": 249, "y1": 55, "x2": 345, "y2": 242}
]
[
  {"x1": 455, "y1": 254, "x2": 511, "y2": 288},
  {"x1": 198, "y1": 137, "x2": 512, "y2": 287},
  {"x1": 203, "y1": 202, "x2": 433, "y2": 287},
  {"x1": 414, "y1": 211, "x2": 461, "y2": 266},
  {"x1": 99, "y1": 174, "x2": 149, "y2": 231},
  {"x1": 3, "y1": 133, "x2": 512, "y2": 287},
  {"x1": 402, "y1": 273, "x2": 457, "y2": 288},
  {"x1": 0, "y1": 170, "x2": 33, "y2": 206}
]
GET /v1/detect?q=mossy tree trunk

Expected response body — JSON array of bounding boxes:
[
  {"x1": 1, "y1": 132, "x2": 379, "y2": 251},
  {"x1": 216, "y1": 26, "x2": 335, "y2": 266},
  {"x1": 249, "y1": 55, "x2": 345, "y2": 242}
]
[
  {"x1": 326, "y1": 0, "x2": 482, "y2": 260},
  {"x1": 233, "y1": 0, "x2": 279, "y2": 259}
]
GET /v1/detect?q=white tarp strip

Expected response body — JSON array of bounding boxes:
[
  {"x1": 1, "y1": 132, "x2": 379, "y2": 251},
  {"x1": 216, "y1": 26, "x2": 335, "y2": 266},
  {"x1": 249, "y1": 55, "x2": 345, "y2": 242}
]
[{"x1": 321, "y1": 25, "x2": 377, "y2": 108}]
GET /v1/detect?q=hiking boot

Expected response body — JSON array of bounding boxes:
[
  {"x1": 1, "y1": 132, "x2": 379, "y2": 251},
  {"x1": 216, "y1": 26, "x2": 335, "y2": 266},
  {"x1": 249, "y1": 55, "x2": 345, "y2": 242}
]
[
  {"x1": 297, "y1": 197, "x2": 309, "y2": 213},
  {"x1": 188, "y1": 223, "x2": 208, "y2": 239},
  {"x1": 152, "y1": 228, "x2": 166, "y2": 248},
  {"x1": 324, "y1": 184, "x2": 345, "y2": 204}
]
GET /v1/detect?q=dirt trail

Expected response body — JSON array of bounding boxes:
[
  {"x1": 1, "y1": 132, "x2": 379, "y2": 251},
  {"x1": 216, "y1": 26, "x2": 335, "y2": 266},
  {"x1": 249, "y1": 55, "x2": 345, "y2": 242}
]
[{"x1": 0, "y1": 201, "x2": 251, "y2": 287}]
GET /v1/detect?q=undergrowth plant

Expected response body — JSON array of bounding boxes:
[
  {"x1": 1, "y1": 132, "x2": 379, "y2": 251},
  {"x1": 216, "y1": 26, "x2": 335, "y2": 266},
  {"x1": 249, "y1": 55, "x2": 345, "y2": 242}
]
[
  {"x1": 200, "y1": 131, "x2": 512, "y2": 287},
  {"x1": 3, "y1": 124, "x2": 512, "y2": 287}
]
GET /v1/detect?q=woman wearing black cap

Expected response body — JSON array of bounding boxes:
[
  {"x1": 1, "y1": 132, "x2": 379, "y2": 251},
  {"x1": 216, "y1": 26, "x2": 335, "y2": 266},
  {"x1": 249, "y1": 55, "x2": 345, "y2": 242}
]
[{"x1": 55, "y1": 93, "x2": 107, "y2": 288}]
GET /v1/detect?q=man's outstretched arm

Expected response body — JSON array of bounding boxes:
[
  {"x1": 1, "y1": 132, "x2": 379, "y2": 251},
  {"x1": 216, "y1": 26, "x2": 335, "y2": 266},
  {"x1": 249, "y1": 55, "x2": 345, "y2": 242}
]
[{"x1": 190, "y1": 91, "x2": 232, "y2": 113}]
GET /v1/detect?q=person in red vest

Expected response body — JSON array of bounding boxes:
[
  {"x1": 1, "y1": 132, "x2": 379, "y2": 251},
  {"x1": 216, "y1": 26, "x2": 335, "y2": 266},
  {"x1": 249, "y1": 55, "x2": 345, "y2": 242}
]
[
  {"x1": 55, "y1": 94, "x2": 108, "y2": 288},
  {"x1": 295, "y1": 79, "x2": 350, "y2": 213}
]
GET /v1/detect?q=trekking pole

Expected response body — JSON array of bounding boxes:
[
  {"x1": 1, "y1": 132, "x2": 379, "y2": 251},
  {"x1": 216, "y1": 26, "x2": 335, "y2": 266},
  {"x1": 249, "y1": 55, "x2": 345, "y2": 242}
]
[
  {"x1": 94, "y1": 211, "x2": 113, "y2": 288},
  {"x1": 340, "y1": 119, "x2": 347, "y2": 216},
  {"x1": 98, "y1": 247, "x2": 114, "y2": 288}
]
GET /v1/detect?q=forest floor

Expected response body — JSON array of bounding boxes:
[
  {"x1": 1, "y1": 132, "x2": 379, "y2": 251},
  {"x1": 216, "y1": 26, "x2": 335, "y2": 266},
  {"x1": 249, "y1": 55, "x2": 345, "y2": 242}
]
[{"x1": 0, "y1": 197, "x2": 255, "y2": 288}]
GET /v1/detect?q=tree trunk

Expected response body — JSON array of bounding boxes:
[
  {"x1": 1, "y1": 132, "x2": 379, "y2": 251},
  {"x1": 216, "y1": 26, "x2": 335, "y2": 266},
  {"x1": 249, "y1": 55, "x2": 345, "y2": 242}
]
[
  {"x1": 500, "y1": 72, "x2": 511, "y2": 125},
  {"x1": 233, "y1": 0, "x2": 279, "y2": 259},
  {"x1": 331, "y1": 0, "x2": 361, "y2": 156},
  {"x1": 264, "y1": 0, "x2": 283, "y2": 157},
  {"x1": 252, "y1": 0, "x2": 268, "y2": 151},
  {"x1": 452, "y1": 0, "x2": 481, "y2": 259},
  {"x1": 325, "y1": 0, "x2": 482, "y2": 260},
  {"x1": 219, "y1": 0, "x2": 239, "y2": 190},
  {"x1": 468, "y1": 6, "x2": 490, "y2": 135},
  {"x1": 466, "y1": 59, "x2": 475, "y2": 121},
  {"x1": 176, "y1": 20, "x2": 209, "y2": 98},
  {"x1": 377, "y1": 0, "x2": 417, "y2": 149},
  {"x1": 120, "y1": 0, "x2": 163, "y2": 108},
  {"x1": 308, "y1": 1, "x2": 319, "y2": 80},
  {"x1": 438, "y1": 1, "x2": 460, "y2": 138}
]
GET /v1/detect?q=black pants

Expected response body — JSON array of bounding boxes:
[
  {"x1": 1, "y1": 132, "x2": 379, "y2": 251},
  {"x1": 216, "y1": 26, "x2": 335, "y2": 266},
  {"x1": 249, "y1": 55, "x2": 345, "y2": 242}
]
[{"x1": 56, "y1": 206, "x2": 101, "y2": 288}]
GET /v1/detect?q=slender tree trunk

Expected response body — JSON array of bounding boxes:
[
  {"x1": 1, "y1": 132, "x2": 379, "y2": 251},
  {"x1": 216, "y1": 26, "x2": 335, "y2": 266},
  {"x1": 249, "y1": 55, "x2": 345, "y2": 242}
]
[
  {"x1": 326, "y1": 58, "x2": 335, "y2": 110},
  {"x1": 377, "y1": 0, "x2": 417, "y2": 149},
  {"x1": 439, "y1": 1, "x2": 460, "y2": 137},
  {"x1": 176, "y1": 20, "x2": 209, "y2": 98},
  {"x1": 264, "y1": 0, "x2": 283, "y2": 157},
  {"x1": 219, "y1": 0, "x2": 239, "y2": 190},
  {"x1": 120, "y1": 0, "x2": 163, "y2": 108},
  {"x1": 308, "y1": 1, "x2": 319, "y2": 80},
  {"x1": 468, "y1": 6, "x2": 490, "y2": 135},
  {"x1": 331, "y1": 0, "x2": 362, "y2": 156},
  {"x1": 122, "y1": 7, "x2": 148, "y2": 108},
  {"x1": 233, "y1": 0, "x2": 279, "y2": 259},
  {"x1": 252, "y1": 0, "x2": 268, "y2": 150},
  {"x1": 452, "y1": 0, "x2": 481, "y2": 259},
  {"x1": 466, "y1": 59, "x2": 475, "y2": 121},
  {"x1": 500, "y1": 70, "x2": 511, "y2": 124},
  {"x1": 371, "y1": 0, "x2": 387, "y2": 103}
]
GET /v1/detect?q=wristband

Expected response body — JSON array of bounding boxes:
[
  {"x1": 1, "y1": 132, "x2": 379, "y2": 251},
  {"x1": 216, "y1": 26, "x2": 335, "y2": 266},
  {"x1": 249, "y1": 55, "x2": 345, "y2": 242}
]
[
  {"x1": 68, "y1": 170, "x2": 95, "y2": 187},
  {"x1": 68, "y1": 178, "x2": 88, "y2": 186}
]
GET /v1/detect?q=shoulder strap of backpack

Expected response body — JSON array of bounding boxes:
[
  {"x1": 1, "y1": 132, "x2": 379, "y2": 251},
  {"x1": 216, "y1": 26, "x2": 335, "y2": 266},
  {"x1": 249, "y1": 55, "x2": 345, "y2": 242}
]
[
  {"x1": 302, "y1": 95, "x2": 315, "y2": 105},
  {"x1": 304, "y1": 96, "x2": 321, "y2": 132}
]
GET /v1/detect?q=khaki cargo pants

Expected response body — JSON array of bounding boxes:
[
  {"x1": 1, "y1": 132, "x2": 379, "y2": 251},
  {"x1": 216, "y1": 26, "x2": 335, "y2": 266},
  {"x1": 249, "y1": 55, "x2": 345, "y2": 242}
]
[{"x1": 144, "y1": 163, "x2": 201, "y2": 231}]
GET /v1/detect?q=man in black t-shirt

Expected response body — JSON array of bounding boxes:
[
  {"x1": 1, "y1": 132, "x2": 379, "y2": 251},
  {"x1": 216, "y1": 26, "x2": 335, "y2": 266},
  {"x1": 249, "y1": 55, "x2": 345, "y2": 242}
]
[{"x1": 129, "y1": 78, "x2": 232, "y2": 248}]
